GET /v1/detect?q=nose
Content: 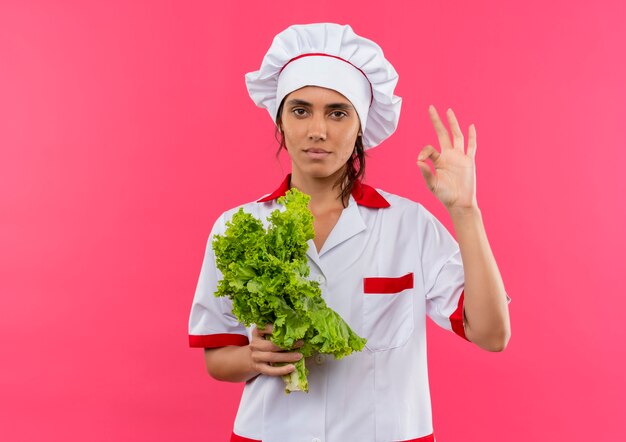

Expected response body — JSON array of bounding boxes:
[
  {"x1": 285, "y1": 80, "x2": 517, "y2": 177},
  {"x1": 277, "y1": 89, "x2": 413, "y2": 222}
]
[{"x1": 307, "y1": 114, "x2": 327, "y2": 141}]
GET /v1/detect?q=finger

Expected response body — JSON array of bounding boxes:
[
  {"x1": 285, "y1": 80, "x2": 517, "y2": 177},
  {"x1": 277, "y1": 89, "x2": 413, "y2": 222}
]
[
  {"x1": 250, "y1": 332, "x2": 287, "y2": 351},
  {"x1": 417, "y1": 146, "x2": 438, "y2": 192},
  {"x1": 254, "y1": 323, "x2": 273, "y2": 337},
  {"x1": 251, "y1": 339, "x2": 286, "y2": 352},
  {"x1": 254, "y1": 362, "x2": 297, "y2": 377},
  {"x1": 417, "y1": 159, "x2": 437, "y2": 193},
  {"x1": 293, "y1": 340, "x2": 304, "y2": 348},
  {"x1": 467, "y1": 124, "x2": 477, "y2": 159},
  {"x1": 417, "y1": 144, "x2": 440, "y2": 164},
  {"x1": 252, "y1": 350, "x2": 303, "y2": 365},
  {"x1": 428, "y1": 105, "x2": 453, "y2": 151},
  {"x1": 446, "y1": 108, "x2": 464, "y2": 151}
]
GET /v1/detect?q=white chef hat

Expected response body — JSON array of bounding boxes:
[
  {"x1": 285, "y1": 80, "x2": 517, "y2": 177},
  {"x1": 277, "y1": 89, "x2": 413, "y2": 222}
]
[{"x1": 245, "y1": 23, "x2": 402, "y2": 149}]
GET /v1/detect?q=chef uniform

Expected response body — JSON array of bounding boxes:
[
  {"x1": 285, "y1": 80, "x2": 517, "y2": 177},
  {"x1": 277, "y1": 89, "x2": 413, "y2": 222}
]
[{"x1": 188, "y1": 23, "x2": 506, "y2": 442}]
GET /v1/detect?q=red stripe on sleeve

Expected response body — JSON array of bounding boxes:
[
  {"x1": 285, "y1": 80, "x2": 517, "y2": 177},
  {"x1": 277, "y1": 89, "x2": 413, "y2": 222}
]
[
  {"x1": 230, "y1": 431, "x2": 434, "y2": 441},
  {"x1": 363, "y1": 272, "x2": 414, "y2": 294},
  {"x1": 231, "y1": 433, "x2": 261, "y2": 442},
  {"x1": 231, "y1": 430, "x2": 433, "y2": 441},
  {"x1": 450, "y1": 290, "x2": 469, "y2": 341},
  {"x1": 189, "y1": 333, "x2": 249, "y2": 348},
  {"x1": 398, "y1": 433, "x2": 435, "y2": 442}
]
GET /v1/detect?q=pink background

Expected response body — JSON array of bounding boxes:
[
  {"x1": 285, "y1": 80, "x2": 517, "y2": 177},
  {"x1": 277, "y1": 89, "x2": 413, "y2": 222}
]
[{"x1": 1, "y1": 1, "x2": 624, "y2": 441}]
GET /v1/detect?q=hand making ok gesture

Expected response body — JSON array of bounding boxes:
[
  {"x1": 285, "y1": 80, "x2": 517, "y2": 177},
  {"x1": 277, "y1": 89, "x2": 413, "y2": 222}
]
[{"x1": 417, "y1": 105, "x2": 478, "y2": 211}]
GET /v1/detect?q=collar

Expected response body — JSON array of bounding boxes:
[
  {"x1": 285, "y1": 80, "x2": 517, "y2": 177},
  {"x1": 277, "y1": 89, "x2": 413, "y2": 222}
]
[{"x1": 257, "y1": 174, "x2": 390, "y2": 209}]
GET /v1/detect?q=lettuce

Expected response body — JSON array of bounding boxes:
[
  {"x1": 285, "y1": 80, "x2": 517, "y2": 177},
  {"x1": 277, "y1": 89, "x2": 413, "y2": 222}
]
[{"x1": 213, "y1": 188, "x2": 367, "y2": 393}]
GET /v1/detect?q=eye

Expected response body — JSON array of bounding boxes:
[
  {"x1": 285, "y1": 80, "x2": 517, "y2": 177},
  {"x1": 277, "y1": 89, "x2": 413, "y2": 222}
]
[
  {"x1": 330, "y1": 111, "x2": 348, "y2": 119},
  {"x1": 292, "y1": 108, "x2": 308, "y2": 117}
]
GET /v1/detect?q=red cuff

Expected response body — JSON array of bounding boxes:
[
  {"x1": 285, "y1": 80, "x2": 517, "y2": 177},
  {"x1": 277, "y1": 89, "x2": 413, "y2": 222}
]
[
  {"x1": 189, "y1": 333, "x2": 249, "y2": 348},
  {"x1": 231, "y1": 433, "x2": 261, "y2": 442},
  {"x1": 400, "y1": 434, "x2": 435, "y2": 442},
  {"x1": 450, "y1": 290, "x2": 469, "y2": 341},
  {"x1": 232, "y1": 431, "x2": 433, "y2": 441}
]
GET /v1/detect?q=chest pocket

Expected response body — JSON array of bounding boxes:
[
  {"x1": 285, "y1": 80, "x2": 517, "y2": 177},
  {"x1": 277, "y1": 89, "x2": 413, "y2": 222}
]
[{"x1": 362, "y1": 272, "x2": 415, "y2": 352}]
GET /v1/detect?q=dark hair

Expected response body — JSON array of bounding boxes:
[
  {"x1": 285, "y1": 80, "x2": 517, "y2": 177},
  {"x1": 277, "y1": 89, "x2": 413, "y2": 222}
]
[{"x1": 274, "y1": 99, "x2": 366, "y2": 208}]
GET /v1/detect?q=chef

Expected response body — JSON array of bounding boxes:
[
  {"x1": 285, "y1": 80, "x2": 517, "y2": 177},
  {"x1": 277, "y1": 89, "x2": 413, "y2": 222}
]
[{"x1": 189, "y1": 23, "x2": 511, "y2": 442}]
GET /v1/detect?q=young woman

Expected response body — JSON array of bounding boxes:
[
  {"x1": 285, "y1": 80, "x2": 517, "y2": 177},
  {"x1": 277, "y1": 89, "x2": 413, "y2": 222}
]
[{"x1": 189, "y1": 23, "x2": 511, "y2": 442}]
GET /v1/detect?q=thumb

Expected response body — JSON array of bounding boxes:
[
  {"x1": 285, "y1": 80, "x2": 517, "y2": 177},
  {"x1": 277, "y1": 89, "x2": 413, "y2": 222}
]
[
  {"x1": 417, "y1": 145, "x2": 438, "y2": 192},
  {"x1": 417, "y1": 160, "x2": 437, "y2": 192}
]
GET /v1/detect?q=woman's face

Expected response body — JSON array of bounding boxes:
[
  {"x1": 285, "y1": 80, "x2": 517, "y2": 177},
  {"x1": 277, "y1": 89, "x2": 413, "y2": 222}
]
[{"x1": 279, "y1": 86, "x2": 361, "y2": 181}]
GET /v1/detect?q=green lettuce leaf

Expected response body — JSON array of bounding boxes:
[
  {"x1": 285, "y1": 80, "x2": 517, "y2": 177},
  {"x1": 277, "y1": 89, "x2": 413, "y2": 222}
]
[{"x1": 213, "y1": 188, "x2": 366, "y2": 393}]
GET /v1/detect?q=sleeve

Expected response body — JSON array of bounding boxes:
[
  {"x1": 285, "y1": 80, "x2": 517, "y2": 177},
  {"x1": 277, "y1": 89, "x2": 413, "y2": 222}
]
[
  {"x1": 419, "y1": 206, "x2": 511, "y2": 342},
  {"x1": 188, "y1": 214, "x2": 250, "y2": 348},
  {"x1": 419, "y1": 208, "x2": 467, "y2": 340}
]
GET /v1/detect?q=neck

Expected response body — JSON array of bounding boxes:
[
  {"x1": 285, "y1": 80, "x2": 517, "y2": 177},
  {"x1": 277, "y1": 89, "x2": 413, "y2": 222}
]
[{"x1": 289, "y1": 169, "x2": 349, "y2": 211}]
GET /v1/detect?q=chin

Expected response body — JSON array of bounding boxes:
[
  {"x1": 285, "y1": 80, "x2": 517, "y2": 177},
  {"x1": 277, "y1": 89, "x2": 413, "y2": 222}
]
[{"x1": 297, "y1": 165, "x2": 343, "y2": 180}]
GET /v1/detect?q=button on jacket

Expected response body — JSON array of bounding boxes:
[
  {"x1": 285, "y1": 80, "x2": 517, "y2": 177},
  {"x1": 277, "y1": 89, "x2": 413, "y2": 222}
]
[{"x1": 189, "y1": 176, "x2": 470, "y2": 442}]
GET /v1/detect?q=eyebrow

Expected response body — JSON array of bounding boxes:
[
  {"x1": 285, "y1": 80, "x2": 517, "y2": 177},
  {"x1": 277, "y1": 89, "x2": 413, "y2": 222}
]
[{"x1": 286, "y1": 99, "x2": 354, "y2": 111}]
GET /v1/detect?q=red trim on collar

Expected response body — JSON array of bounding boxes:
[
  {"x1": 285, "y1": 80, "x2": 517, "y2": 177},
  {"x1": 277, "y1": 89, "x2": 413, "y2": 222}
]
[
  {"x1": 256, "y1": 174, "x2": 390, "y2": 209},
  {"x1": 351, "y1": 179, "x2": 391, "y2": 208},
  {"x1": 256, "y1": 175, "x2": 291, "y2": 203}
]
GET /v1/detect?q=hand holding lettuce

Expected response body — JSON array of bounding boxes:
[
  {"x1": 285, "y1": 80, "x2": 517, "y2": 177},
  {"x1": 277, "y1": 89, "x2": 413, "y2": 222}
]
[{"x1": 212, "y1": 188, "x2": 366, "y2": 393}]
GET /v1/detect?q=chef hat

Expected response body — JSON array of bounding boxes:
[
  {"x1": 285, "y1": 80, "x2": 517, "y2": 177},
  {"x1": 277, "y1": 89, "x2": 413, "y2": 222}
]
[{"x1": 245, "y1": 23, "x2": 402, "y2": 149}]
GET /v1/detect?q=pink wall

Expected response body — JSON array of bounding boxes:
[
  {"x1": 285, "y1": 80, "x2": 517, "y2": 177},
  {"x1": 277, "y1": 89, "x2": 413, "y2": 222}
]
[{"x1": 1, "y1": 1, "x2": 624, "y2": 440}]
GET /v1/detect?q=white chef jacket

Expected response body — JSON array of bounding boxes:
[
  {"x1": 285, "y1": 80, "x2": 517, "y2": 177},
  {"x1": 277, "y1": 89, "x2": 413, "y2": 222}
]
[{"x1": 189, "y1": 175, "x2": 479, "y2": 442}]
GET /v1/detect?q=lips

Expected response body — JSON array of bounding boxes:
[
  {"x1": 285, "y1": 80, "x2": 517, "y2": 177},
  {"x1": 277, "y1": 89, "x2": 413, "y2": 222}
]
[
  {"x1": 304, "y1": 148, "x2": 329, "y2": 154},
  {"x1": 303, "y1": 148, "x2": 331, "y2": 160}
]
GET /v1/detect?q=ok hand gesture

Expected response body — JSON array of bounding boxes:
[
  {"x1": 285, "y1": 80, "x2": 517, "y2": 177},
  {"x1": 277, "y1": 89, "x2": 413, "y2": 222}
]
[{"x1": 417, "y1": 105, "x2": 478, "y2": 211}]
